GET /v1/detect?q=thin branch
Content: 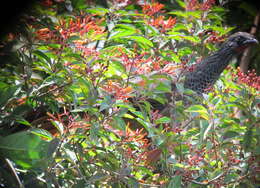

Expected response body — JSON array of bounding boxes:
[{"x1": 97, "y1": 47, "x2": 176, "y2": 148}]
[
  {"x1": 239, "y1": 11, "x2": 260, "y2": 73},
  {"x1": 4, "y1": 158, "x2": 24, "y2": 188}
]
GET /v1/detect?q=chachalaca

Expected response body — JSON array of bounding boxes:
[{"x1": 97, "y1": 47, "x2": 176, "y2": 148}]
[
  {"x1": 126, "y1": 32, "x2": 258, "y2": 130},
  {"x1": 184, "y1": 32, "x2": 258, "y2": 93}
]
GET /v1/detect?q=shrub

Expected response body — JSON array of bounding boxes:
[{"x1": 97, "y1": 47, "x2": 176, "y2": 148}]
[{"x1": 0, "y1": 0, "x2": 259, "y2": 187}]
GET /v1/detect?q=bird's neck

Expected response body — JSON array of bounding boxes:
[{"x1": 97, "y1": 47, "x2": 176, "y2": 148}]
[{"x1": 210, "y1": 44, "x2": 237, "y2": 73}]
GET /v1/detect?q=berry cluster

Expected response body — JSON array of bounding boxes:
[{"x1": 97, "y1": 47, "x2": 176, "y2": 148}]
[
  {"x1": 235, "y1": 68, "x2": 260, "y2": 91},
  {"x1": 186, "y1": 0, "x2": 215, "y2": 11},
  {"x1": 203, "y1": 31, "x2": 225, "y2": 44}
]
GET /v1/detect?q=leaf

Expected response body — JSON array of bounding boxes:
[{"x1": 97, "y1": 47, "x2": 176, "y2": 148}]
[
  {"x1": 30, "y1": 128, "x2": 53, "y2": 141},
  {"x1": 223, "y1": 131, "x2": 239, "y2": 139},
  {"x1": 154, "y1": 82, "x2": 172, "y2": 93},
  {"x1": 109, "y1": 61, "x2": 126, "y2": 74},
  {"x1": 67, "y1": 35, "x2": 81, "y2": 43},
  {"x1": 0, "y1": 131, "x2": 58, "y2": 169},
  {"x1": 168, "y1": 10, "x2": 202, "y2": 18},
  {"x1": 33, "y1": 50, "x2": 51, "y2": 64},
  {"x1": 115, "y1": 24, "x2": 137, "y2": 31},
  {"x1": 155, "y1": 116, "x2": 171, "y2": 124},
  {"x1": 110, "y1": 30, "x2": 136, "y2": 39},
  {"x1": 239, "y1": 2, "x2": 257, "y2": 16},
  {"x1": 86, "y1": 7, "x2": 109, "y2": 15},
  {"x1": 186, "y1": 105, "x2": 209, "y2": 120},
  {"x1": 71, "y1": 0, "x2": 88, "y2": 9},
  {"x1": 51, "y1": 120, "x2": 64, "y2": 135},
  {"x1": 113, "y1": 116, "x2": 126, "y2": 131},
  {"x1": 224, "y1": 173, "x2": 239, "y2": 183},
  {"x1": 88, "y1": 173, "x2": 108, "y2": 183},
  {"x1": 99, "y1": 95, "x2": 114, "y2": 112},
  {"x1": 243, "y1": 128, "x2": 253, "y2": 151},
  {"x1": 175, "y1": 0, "x2": 186, "y2": 8},
  {"x1": 178, "y1": 47, "x2": 192, "y2": 57},
  {"x1": 0, "y1": 84, "x2": 20, "y2": 108},
  {"x1": 127, "y1": 178, "x2": 139, "y2": 188},
  {"x1": 199, "y1": 120, "x2": 210, "y2": 142},
  {"x1": 202, "y1": 122, "x2": 213, "y2": 141},
  {"x1": 16, "y1": 118, "x2": 32, "y2": 126},
  {"x1": 182, "y1": 35, "x2": 201, "y2": 43},
  {"x1": 126, "y1": 36, "x2": 153, "y2": 48},
  {"x1": 167, "y1": 175, "x2": 182, "y2": 188}
]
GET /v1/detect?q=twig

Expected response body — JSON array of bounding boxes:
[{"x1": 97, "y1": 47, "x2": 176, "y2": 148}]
[
  {"x1": 4, "y1": 158, "x2": 24, "y2": 188},
  {"x1": 240, "y1": 11, "x2": 260, "y2": 73}
]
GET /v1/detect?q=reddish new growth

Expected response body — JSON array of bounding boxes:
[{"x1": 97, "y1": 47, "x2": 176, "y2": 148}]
[
  {"x1": 41, "y1": 0, "x2": 64, "y2": 6},
  {"x1": 41, "y1": 0, "x2": 53, "y2": 7},
  {"x1": 148, "y1": 16, "x2": 177, "y2": 32},
  {"x1": 34, "y1": 28, "x2": 60, "y2": 43},
  {"x1": 119, "y1": 51, "x2": 168, "y2": 75},
  {"x1": 104, "y1": 124, "x2": 150, "y2": 163},
  {"x1": 199, "y1": 31, "x2": 226, "y2": 44},
  {"x1": 186, "y1": 0, "x2": 215, "y2": 11},
  {"x1": 102, "y1": 81, "x2": 133, "y2": 102},
  {"x1": 142, "y1": 2, "x2": 176, "y2": 32},
  {"x1": 142, "y1": 2, "x2": 165, "y2": 16},
  {"x1": 58, "y1": 15, "x2": 105, "y2": 40},
  {"x1": 235, "y1": 68, "x2": 260, "y2": 91},
  {"x1": 108, "y1": 0, "x2": 132, "y2": 7},
  {"x1": 34, "y1": 15, "x2": 105, "y2": 44}
]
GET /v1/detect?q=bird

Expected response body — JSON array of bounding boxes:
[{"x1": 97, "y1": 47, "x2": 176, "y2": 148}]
[
  {"x1": 125, "y1": 32, "x2": 259, "y2": 169},
  {"x1": 125, "y1": 32, "x2": 258, "y2": 130},
  {"x1": 184, "y1": 32, "x2": 258, "y2": 94}
]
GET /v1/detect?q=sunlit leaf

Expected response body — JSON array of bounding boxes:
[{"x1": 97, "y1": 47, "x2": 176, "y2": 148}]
[
  {"x1": 186, "y1": 105, "x2": 209, "y2": 120},
  {"x1": 0, "y1": 131, "x2": 57, "y2": 169},
  {"x1": 167, "y1": 175, "x2": 182, "y2": 188},
  {"x1": 126, "y1": 36, "x2": 153, "y2": 48}
]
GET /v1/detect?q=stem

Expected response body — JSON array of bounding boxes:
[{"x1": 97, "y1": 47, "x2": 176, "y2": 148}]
[{"x1": 239, "y1": 11, "x2": 260, "y2": 73}]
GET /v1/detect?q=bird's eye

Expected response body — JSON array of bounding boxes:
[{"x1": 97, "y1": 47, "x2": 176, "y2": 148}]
[{"x1": 236, "y1": 36, "x2": 244, "y2": 45}]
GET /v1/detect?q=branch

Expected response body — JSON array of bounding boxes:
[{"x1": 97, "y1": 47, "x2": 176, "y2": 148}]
[{"x1": 239, "y1": 11, "x2": 260, "y2": 73}]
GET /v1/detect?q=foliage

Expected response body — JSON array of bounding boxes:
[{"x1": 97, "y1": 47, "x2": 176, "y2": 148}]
[{"x1": 0, "y1": 0, "x2": 259, "y2": 187}]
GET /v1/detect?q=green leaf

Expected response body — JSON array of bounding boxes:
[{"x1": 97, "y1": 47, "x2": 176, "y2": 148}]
[
  {"x1": 126, "y1": 36, "x2": 153, "y2": 48},
  {"x1": 86, "y1": 7, "x2": 109, "y2": 15},
  {"x1": 243, "y1": 128, "x2": 253, "y2": 151},
  {"x1": 100, "y1": 95, "x2": 114, "y2": 112},
  {"x1": 154, "y1": 82, "x2": 171, "y2": 93},
  {"x1": 16, "y1": 118, "x2": 32, "y2": 126},
  {"x1": 50, "y1": 120, "x2": 64, "y2": 135},
  {"x1": 0, "y1": 83, "x2": 20, "y2": 108},
  {"x1": 33, "y1": 50, "x2": 51, "y2": 64},
  {"x1": 71, "y1": 0, "x2": 88, "y2": 9},
  {"x1": 115, "y1": 24, "x2": 137, "y2": 31},
  {"x1": 110, "y1": 30, "x2": 136, "y2": 39},
  {"x1": 223, "y1": 131, "x2": 239, "y2": 139},
  {"x1": 155, "y1": 116, "x2": 171, "y2": 124},
  {"x1": 169, "y1": 10, "x2": 202, "y2": 18},
  {"x1": 113, "y1": 116, "x2": 126, "y2": 131},
  {"x1": 127, "y1": 177, "x2": 139, "y2": 188},
  {"x1": 224, "y1": 173, "x2": 239, "y2": 183},
  {"x1": 167, "y1": 175, "x2": 182, "y2": 188},
  {"x1": 0, "y1": 131, "x2": 57, "y2": 169},
  {"x1": 239, "y1": 2, "x2": 257, "y2": 16},
  {"x1": 67, "y1": 35, "x2": 81, "y2": 43},
  {"x1": 199, "y1": 120, "x2": 210, "y2": 142},
  {"x1": 30, "y1": 128, "x2": 53, "y2": 141},
  {"x1": 178, "y1": 47, "x2": 192, "y2": 57},
  {"x1": 109, "y1": 61, "x2": 126, "y2": 74},
  {"x1": 186, "y1": 105, "x2": 209, "y2": 120},
  {"x1": 88, "y1": 173, "x2": 108, "y2": 183}
]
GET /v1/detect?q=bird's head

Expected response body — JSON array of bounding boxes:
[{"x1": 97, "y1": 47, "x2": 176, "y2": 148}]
[{"x1": 225, "y1": 32, "x2": 258, "y2": 53}]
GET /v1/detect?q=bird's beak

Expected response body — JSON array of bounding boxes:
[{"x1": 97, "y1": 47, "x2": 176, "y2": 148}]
[{"x1": 243, "y1": 38, "x2": 259, "y2": 45}]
